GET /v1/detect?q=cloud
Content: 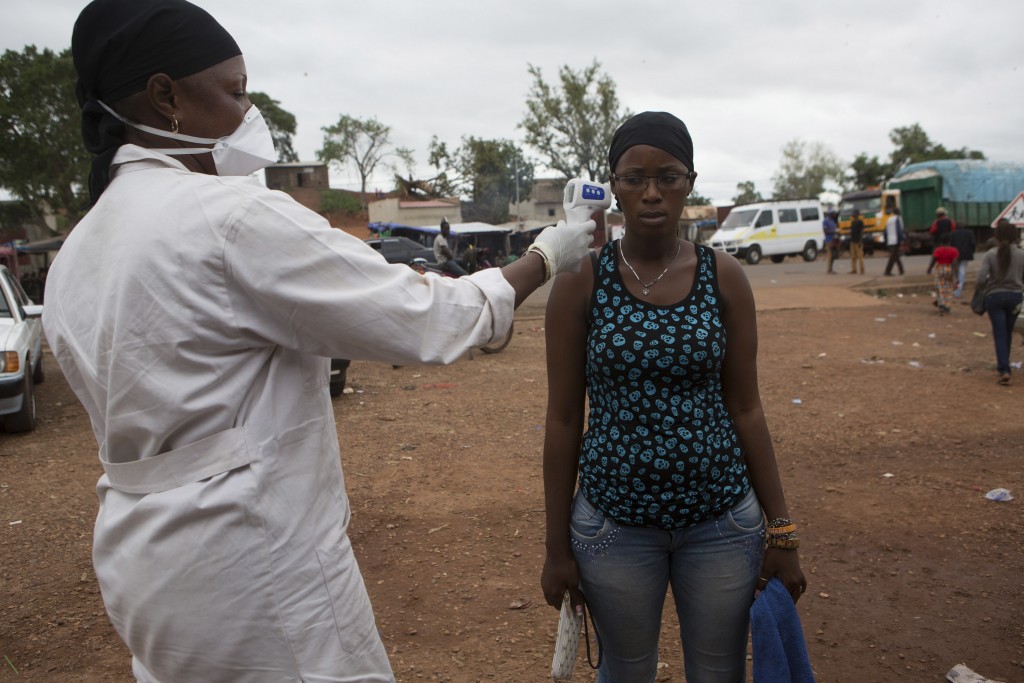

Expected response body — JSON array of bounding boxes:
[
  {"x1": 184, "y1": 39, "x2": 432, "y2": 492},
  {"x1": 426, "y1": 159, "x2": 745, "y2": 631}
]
[{"x1": 3, "y1": 0, "x2": 1023, "y2": 202}]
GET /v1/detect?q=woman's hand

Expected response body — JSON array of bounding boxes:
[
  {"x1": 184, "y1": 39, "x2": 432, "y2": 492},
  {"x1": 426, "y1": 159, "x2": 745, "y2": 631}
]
[
  {"x1": 541, "y1": 549, "x2": 583, "y2": 612},
  {"x1": 756, "y1": 548, "x2": 807, "y2": 603}
]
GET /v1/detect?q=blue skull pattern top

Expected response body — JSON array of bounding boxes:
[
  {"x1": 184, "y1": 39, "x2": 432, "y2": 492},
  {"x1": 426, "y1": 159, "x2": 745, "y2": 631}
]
[{"x1": 579, "y1": 240, "x2": 751, "y2": 529}]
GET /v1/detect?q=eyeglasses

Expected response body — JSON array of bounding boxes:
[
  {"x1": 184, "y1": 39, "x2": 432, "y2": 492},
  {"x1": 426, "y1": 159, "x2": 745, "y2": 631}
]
[{"x1": 611, "y1": 172, "x2": 697, "y2": 193}]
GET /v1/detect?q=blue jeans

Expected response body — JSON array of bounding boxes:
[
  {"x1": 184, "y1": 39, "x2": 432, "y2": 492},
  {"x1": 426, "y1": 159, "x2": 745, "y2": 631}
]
[
  {"x1": 571, "y1": 490, "x2": 765, "y2": 683},
  {"x1": 953, "y1": 261, "x2": 969, "y2": 298},
  {"x1": 985, "y1": 291, "x2": 1023, "y2": 374},
  {"x1": 439, "y1": 259, "x2": 468, "y2": 277}
]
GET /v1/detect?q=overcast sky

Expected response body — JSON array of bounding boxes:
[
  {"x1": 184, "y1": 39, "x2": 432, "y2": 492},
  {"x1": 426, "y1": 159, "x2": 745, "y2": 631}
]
[{"x1": 5, "y1": 0, "x2": 1023, "y2": 205}]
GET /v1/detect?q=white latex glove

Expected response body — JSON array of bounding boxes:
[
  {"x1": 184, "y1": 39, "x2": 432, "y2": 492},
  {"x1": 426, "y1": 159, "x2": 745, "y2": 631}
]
[{"x1": 530, "y1": 219, "x2": 597, "y2": 275}]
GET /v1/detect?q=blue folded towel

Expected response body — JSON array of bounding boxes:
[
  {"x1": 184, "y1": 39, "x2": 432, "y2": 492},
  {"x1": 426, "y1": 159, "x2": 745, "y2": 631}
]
[{"x1": 750, "y1": 578, "x2": 816, "y2": 682}]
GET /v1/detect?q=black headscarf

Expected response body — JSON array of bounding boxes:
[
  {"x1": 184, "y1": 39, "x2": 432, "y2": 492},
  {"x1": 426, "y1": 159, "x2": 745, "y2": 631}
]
[
  {"x1": 72, "y1": 0, "x2": 242, "y2": 202},
  {"x1": 608, "y1": 111, "x2": 695, "y2": 175}
]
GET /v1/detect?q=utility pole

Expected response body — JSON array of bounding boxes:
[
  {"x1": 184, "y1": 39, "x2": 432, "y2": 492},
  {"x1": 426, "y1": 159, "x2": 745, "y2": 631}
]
[{"x1": 514, "y1": 156, "x2": 522, "y2": 228}]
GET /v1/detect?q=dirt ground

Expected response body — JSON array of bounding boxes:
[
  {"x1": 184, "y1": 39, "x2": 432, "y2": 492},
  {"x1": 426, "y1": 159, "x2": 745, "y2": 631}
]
[{"x1": 2, "y1": 275, "x2": 1022, "y2": 682}]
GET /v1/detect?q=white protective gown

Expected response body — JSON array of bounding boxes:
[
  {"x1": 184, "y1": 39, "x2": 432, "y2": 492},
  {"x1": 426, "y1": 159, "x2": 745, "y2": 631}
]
[{"x1": 43, "y1": 146, "x2": 515, "y2": 683}]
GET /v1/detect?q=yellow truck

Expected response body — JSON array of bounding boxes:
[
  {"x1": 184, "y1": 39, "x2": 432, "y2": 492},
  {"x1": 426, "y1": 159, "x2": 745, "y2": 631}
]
[{"x1": 836, "y1": 188, "x2": 901, "y2": 253}]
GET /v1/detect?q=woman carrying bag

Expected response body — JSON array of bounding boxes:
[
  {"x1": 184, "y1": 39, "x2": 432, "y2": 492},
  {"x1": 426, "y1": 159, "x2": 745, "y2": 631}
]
[
  {"x1": 976, "y1": 219, "x2": 1024, "y2": 385},
  {"x1": 540, "y1": 111, "x2": 807, "y2": 682}
]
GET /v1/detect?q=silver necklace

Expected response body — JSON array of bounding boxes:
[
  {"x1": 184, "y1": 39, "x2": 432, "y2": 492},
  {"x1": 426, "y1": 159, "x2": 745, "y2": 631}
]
[{"x1": 618, "y1": 239, "x2": 682, "y2": 296}]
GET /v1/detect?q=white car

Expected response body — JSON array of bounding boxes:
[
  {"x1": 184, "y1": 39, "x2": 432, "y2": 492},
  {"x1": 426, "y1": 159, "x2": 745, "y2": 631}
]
[{"x1": 0, "y1": 265, "x2": 43, "y2": 432}]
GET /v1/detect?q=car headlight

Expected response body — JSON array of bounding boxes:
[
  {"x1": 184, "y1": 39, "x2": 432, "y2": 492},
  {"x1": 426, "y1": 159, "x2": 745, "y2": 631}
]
[{"x1": 1, "y1": 351, "x2": 18, "y2": 373}]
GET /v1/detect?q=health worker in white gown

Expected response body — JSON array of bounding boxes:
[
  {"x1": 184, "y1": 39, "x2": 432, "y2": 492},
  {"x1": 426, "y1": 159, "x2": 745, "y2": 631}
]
[{"x1": 44, "y1": 2, "x2": 596, "y2": 681}]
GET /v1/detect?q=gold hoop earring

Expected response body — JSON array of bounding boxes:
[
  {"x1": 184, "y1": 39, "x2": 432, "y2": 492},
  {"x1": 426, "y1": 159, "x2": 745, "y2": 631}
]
[{"x1": 170, "y1": 115, "x2": 179, "y2": 134}]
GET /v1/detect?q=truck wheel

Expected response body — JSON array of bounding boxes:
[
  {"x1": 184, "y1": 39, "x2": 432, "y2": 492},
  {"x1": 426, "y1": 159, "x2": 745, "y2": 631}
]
[
  {"x1": 745, "y1": 246, "x2": 762, "y2": 265},
  {"x1": 770, "y1": 255, "x2": 785, "y2": 264},
  {"x1": 4, "y1": 372, "x2": 36, "y2": 433},
  {"x1": 801, "y1": 241, "x2": 819, "y2": 262}
]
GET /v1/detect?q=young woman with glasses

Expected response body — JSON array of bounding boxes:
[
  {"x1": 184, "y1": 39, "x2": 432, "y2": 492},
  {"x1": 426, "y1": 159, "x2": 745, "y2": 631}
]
[{"x1": 541, "y1": 111, "x2": 807, "y2": 682}]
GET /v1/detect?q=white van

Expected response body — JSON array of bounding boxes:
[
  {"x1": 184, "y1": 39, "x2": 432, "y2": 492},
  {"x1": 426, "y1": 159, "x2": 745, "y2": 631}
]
[{"x1": 709, "y1": 200, "x2": 824, "y2": 264}]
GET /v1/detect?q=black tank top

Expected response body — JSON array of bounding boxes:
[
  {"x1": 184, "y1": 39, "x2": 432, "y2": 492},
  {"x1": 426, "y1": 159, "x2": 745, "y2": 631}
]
[{"x1": 579, "y1": 241, "x2": 751, "y2": 529}]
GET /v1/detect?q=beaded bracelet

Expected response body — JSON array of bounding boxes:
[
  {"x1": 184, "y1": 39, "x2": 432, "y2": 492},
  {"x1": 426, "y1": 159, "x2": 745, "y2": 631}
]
[
  {"x1": 765, "y1": 517, "x2": 799, "y2": 549},
  {"x1": 767, "y1": 536, "x2": 800, "y2": 550},
  {"x1": 767, "y1": 517, "x2": 795, "y2": 532}
]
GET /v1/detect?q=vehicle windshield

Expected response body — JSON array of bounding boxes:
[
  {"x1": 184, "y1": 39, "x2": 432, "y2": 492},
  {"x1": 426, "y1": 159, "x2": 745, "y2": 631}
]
[
  {"x1": 839, "y1": 196, "x2": 881, "y2": 220},
  {"x1": 721, "y1": 209, "x2": 758, "y2": 230}
]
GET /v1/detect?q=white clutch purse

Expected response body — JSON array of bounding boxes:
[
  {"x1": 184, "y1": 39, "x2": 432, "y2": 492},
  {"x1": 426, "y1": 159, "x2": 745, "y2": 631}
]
[
  {"x1": 551, "y1": 592, "x2": 584, "y2": 681},
  {"x1": 551, "y1": 591, "x2": 601, "y2": 681}
]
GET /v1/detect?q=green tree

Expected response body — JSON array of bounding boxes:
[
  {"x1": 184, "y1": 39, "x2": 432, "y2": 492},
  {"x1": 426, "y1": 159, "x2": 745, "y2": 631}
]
[
  {"x1": 318, "y1": 115, "x2": 413, "y2": 208},
  {"x1": 732, "y1": 180, "x2": 763, "y2": 205},
  {"x1": 428, "y1": 136, "x2": 533, "y2": 224},
  {"x1": 0, "y1": 46, "x2": 91, "y2": 231},
  {"x1": 771, "y1": 139, "x2": 844, "y2": 200},
  {"x1": 847, "y1": 153, "x2": 890, "y2": 189},
  {"x1": 846, "y1": 123, "x2": 986, "y2": 190},
  {"x1": 519, "y1": 60, "x2": 630, "y2": 181},
  {"x1": 888, "y1": 123, "x2": 984, "y2": 170},
  {"x1": 686, "y1": 190, "x2": 712, "y2": 207},
  {"x1": 248, "y1": 91, "x2": 298, "y2": 162}
]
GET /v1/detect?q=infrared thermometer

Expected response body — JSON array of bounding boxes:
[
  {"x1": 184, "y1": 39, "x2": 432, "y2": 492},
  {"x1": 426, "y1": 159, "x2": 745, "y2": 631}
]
[{"x1": 563, "y1": 179, "x2": 611, "y2": 225}]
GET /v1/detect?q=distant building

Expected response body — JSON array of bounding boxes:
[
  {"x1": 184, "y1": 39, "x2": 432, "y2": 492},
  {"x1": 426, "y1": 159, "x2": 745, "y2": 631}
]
[
  {"x1": 0, "y1": 200, "x2": 57, "y2": 243},
  {"x1": 510, "y1": 178, "x2": 563, "y2": 228},
  {"x1": 264, "y1": 162, "x2": 329, "y2": 212},
  {"x1": 368, "y1": 197, "x2": 462, "y2": 228}
]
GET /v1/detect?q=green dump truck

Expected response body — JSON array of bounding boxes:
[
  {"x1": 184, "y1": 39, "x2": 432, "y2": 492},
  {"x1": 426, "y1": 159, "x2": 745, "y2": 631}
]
[{"x1": 887, "y1": 160, "x2": 1024, "y2": 249}]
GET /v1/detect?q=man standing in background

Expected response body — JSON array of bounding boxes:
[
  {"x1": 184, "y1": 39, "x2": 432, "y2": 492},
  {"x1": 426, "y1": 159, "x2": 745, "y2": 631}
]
[
  {"x1": 848, "y1": 209, "x2": 865, "y2": 275},
  {"x1": 823, "y1": 210, "x2": 839, "y2": 274},
  {"x1": 883, "y1": 207, "x2": 906, "y2": 276}
]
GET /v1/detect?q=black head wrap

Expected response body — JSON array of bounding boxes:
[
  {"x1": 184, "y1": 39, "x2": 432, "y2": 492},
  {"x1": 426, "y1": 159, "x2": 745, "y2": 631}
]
[
  {"x1": 608, "y1": 111, "x2": 695, "y2": 175},
  {"x1": 72, "y1": 0, "x2": 242, "y2": 202}
]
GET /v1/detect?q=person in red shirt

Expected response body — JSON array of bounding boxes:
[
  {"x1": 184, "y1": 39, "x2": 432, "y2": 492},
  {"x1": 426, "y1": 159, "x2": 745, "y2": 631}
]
[
  {"x1": 926, "y1": 207, "x2": 957, "y2": 275},
  {"x1": 932, "y1": 232, "x2": 960, "y2": 314}
]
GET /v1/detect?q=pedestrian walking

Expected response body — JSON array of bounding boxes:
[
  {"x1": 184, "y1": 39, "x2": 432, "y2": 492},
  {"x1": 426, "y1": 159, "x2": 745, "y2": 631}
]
[
  {"x1": 976, "y1": 219, "x2": 1024, "y2": 385},
  {"x1": 932, "y1": 233, "x2": 959, "y2": 315},
  {"x1": 950, "y1": 226, "x2": 976, "y2": 298},
  {"x1": 883, "y1": 207, "x2": 906, "y2": 276},
  {"x1": 927, "y1": 207, "x2": 957, "y2": 275}
]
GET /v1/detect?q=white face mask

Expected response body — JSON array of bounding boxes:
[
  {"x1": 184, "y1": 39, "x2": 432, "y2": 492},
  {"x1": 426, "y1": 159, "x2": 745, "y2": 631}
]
[{"x1": 99, "y1": 102, "x2": 278, "y2": 176}]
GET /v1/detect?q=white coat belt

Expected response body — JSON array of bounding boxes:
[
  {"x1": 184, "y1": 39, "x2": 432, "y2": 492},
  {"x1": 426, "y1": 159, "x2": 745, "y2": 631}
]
[{"x1": 99, "y1": 426, "x2": 252, "y2": 494}]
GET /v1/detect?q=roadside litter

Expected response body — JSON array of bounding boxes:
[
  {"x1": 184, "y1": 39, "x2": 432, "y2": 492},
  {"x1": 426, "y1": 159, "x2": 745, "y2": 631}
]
[
  {"x1": 946, "y1": 663, "x2": 998, "y2": 682},
  {"x1": 983, "y1": 488, "x2": 1013, "y2": 502}
]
